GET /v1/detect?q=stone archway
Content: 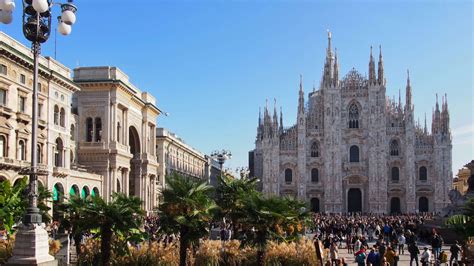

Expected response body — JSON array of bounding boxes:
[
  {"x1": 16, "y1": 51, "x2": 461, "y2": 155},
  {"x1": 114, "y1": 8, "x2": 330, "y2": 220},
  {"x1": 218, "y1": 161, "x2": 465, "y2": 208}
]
[
  {"x1": 347, "y1": 188, "x2": 362, "y2": 213},
  {"x1": 129, "y1": 126, "x2": 141, "y2": 197},
  {"x1": 310, "y1": 198, "x2": 320, "y2": 213},
  {"x1": 419, "y1": 197, "x2": 429, "y2": 212},
  {"x1": 53, "y1": 183, "x2": 65, "y2": 221},
  {"x1": 390, "y1": 197, "x2": 401, "y2": 214}
]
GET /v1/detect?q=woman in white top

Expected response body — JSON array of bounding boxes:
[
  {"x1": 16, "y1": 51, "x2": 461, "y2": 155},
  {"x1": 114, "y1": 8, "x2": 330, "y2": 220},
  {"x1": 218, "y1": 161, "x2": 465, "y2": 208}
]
[{"x1": 420, "y1": 247, "x2": 431, "y2": 266}]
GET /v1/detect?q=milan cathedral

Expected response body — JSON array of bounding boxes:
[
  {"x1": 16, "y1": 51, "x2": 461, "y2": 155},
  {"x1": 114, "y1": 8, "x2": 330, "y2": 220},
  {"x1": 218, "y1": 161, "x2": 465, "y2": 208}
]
[{"x1": 250, "y1": 32, "x2": 452, "y2": 214}]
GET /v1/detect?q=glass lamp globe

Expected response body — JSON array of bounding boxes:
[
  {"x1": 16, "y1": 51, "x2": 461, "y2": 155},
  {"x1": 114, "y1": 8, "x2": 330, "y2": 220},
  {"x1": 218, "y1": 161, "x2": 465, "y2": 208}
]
[
  {"x1": 1, "y1": 0, "x2": 15, "y2": 12},
  {"x1": 4, "y1": 1, "x2": 15, "y2": 11},
  {"x1": 61, "y1": 10, "x2": 75, "y2": 25},
  {"x1": 32, "y1": 0, "x2": 49, "y2": 13},
  {"x1": 0, "y1": 10, "x2": 13, "y2": 24},
  {"x1": 58, "y1": 21, "x2": 71, "y2": 35}
]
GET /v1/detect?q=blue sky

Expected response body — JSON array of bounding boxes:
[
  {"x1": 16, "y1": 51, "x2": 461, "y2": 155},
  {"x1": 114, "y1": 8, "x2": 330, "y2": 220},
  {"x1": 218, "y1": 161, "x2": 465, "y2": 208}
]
[{"x1": 1, "y1": 0, "x2": 472, "y2": 176}]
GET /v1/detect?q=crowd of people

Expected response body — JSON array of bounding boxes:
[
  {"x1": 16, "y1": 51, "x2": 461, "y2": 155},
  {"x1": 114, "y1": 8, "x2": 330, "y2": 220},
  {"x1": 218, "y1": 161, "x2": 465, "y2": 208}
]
[{"x1": 310, "y1": 213, "x2": 463, "y2": 266}]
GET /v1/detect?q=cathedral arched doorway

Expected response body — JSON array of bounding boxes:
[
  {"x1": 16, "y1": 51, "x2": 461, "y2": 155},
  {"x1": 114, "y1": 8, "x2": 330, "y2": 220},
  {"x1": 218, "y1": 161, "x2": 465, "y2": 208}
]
[
  {"x1": 347, "y1": 188, "x2": 362, "y2": 213},
  {"x1": 129, "y1": 126, "x2": 141, "y2": 197},
  {"x1": 310, "y1": 198, "x2": 320, "y2": 213},
  {"x1": 390, "y1": 197, "x2": 401, "y2": 214},
  {"x1": 419, "y1": 197, "x2": 429, "y2": 212}
]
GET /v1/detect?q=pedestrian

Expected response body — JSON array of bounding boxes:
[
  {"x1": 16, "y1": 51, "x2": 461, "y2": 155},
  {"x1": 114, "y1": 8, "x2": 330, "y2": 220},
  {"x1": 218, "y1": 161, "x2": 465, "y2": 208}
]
[
  {"x1": 408, "y1": 243, "x2": 420, "y2": 266},
  {"x1": 330, "y1": 242, "x2": 339, "y2": 266},
  {"x1": 355, "y1": 246, "x2": 367, "y2": 266},
  {"x1": 431, "y1": 234, "x2": 442, "y2": 260},
  {"x1": 367, "y1": 247, "x2": 380, "y2": 266},
  {"x1": 449, "y1": 240, "x2": 461, "y2": 266},
  {"x1": 385, "y1": 246, "x2": 397, "y2": 266},
  {"x1": 420, "y1": 247, "x2": 432, "y2": 266},
  {"x1": 398, "y1": 233, "x2": 406, "y2": 255}
]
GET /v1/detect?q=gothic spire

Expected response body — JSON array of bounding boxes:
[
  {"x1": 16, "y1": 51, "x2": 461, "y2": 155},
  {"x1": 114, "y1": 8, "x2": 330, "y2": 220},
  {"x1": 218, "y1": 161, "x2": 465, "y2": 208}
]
[
  {"x1": 369, "y1": 46, "x2": 376, "y2": 85},
  {"x1": 322, "y1": 31, "x2": 334, "y2": 88},
  {"x1": 405, "y1": 69, "x2": 412, "y2": 110},
  {"x1": 258, "y1": 107, "x2": 262, "y2": 126},
  {"x1": 298, "y1": 74, "x2": 305, "y2": 114},
  {"x1": 377, "y1": 45, "x2": 384, "y2": 85},
  {"x1": 327, "y1": 30, "x2": 332, "y2": 56},
  {"x1": 398, "y1": 89, "x2": 402, "y2": 112},
  {"x1": 333, "y1": 48, "x2": 339, "y2": 86},
  {"x1": 279, "y1": 106, "x2": 283, "y2": 131},
  {"x1": 273, "y1": 98, "x2": 278, "y2": 123}
]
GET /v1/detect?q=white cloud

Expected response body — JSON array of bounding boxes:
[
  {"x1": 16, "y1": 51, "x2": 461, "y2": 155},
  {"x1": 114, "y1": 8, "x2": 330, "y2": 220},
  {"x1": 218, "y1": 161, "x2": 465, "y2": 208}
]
[{"x1": 452, "y1": 124, "x2": 474, "y2": 137}]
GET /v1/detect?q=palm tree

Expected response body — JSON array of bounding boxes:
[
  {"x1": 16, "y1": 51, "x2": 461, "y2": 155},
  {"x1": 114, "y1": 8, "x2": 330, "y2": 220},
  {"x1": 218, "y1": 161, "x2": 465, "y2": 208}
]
[
  {"x1": 60, "y1": 193, "x2": 144, "y2": 266},
  {"x1": 446, "y1": 197, "x2": 474, "y2": 238},
  {"x1": 240, "y1": 194, "x2": 309, "y2": 266},
  {"x1": 57, "y1": 195, "x2": 91, "y2": 257},
  {"x1": 83, "y1": 193, "x2": 144, "y2": 266},
  {"x1": 158, "y1": 173, "x2": 217, "y2": 266},
  {"x1": 215, "y1": 175, "x2": 259, "y2": 239}
]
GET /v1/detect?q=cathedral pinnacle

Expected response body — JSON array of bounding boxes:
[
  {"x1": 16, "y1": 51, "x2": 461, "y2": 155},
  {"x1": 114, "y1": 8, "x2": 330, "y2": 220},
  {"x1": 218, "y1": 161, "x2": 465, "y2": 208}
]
[
  {"x1": 334, "y1": 48, "x2": 339, "y2": 86},
  {"x1": 405, "y1": 69, "x2": 412, "y2": 111},
  {"x1": 369, "y1": 46, "x2": 376, "y2": 85},
  {"x1": 280, "y1": 106, "x2": 283, "y2": 131},
  {"x1": 377, "y1": 45, "x2": 384, "y2": 85},
  {"x1": 298, "y1": 75, "x2": 305, "y2": 113},
  {"x1": 327, "y1": 30, "x2": 332, "y2": 56}
]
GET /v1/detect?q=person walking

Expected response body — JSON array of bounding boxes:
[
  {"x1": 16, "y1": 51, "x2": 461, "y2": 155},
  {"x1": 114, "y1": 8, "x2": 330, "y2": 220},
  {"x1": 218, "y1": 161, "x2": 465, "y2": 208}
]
[
  {"x1": 385, "y1": 246, "x2": 397, "y2": 266},
  {"x1": 367, "y1": 247, "x2": 380, "y2": 266},
  {"x1": 420, "y1": 247, "x2": 432, "y2": 266},
  {"x1": 449, "y1": 241, "x2": 461, "y2": 266},
  {"x1": 398, "y1": 233, "x2": 406, "y2": 255},
  {"x1": 408, "y1": 243, "x2": 420, "y2": 266},
  {"x1": 330, "y1": 242, "x2": 339, "y2": 266}
]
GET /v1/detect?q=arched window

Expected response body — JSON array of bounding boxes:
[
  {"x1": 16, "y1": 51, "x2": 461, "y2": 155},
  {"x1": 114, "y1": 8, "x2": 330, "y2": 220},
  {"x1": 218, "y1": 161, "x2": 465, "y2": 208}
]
[
  {"x1": 348, "y1": 103, "x2": 359, "y2": 128},
  {"x1": 349, "y1": 145, "x2": 360, "y2": 162},
  {"x1": 95, "y1": 117, "x2": 102, "y2": 142},
  {"x1": 70, "y1": 150, "x2": 74, "y2": 164},
  {"x1": 284, "y1": 168, "x2": 292, "y2": 183},
  {"x1": 59, "y1": 108, "x2": 65, "y2": 127},
  {"x1": 86, "y1": 117, "x2": 93, "y2": 142},
  {"x1": 419, "y1": 166, "x2": 427, "y2": 181},
  {"x1": 55, "y1": 138, "x2": 63, "y2": 167},
  {"x1": 311, "y1": 168, "x2": 319, "y2": 183},
  {"x1": 0, "y1": 135, "x2": 6, "y2": 158},
  {"x1": 117, "y1": 122, "x2": 121, "y2": 142},
  {"x1": 391, "y1": 167, "x2": 399, "y2": 182},
  {"x1": 18, "y1": 140, "x2": 26, "y2": 160},
  {"x1": 310, "y1": 141, "x2": 319, "y2": 157},
  {"x1": 54, "y1": 105, "x2": 59, "y2": 125},
  {"x1": 390, "y1": 139, "x2": 400, "y2": 156},
  {"x1": 70, "y1": 124, "x2": 75, "y2": 140}
]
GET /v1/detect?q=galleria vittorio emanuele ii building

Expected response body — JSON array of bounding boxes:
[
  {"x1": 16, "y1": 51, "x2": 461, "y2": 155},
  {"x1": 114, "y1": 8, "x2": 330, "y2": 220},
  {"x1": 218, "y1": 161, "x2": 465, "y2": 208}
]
[
  {"x1": 250, "y1": 32, "x2": 452, "y2": 214},
  {"x1": 0, "y1": 32, "x2": 215, "y2": 217}
]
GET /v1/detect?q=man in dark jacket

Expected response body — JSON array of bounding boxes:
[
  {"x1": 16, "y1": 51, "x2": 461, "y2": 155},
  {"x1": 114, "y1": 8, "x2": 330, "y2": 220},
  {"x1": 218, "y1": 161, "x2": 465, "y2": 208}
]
[{"x1": 408, "y1": 243, "x2": 420, "y2": 266}]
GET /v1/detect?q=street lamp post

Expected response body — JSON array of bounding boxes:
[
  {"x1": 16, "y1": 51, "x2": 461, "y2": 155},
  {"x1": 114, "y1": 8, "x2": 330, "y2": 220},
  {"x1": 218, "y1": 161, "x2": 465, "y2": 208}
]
[
  {"x1": 1, "y1": 0, "x2": 77, "y2": 265},
  {"x1": 236, "y1": 167, "x2": 250, "y2": 179},
  {"x1": 210, "y1": 150, "x2": 232, "y2": 177}
]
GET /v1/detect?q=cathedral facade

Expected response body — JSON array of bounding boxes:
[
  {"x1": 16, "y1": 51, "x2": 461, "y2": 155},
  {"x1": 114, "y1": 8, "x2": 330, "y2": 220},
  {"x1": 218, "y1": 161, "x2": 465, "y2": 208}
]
[{"x1": 251, "y1": 33, "x2": 452, "y2": 214}]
